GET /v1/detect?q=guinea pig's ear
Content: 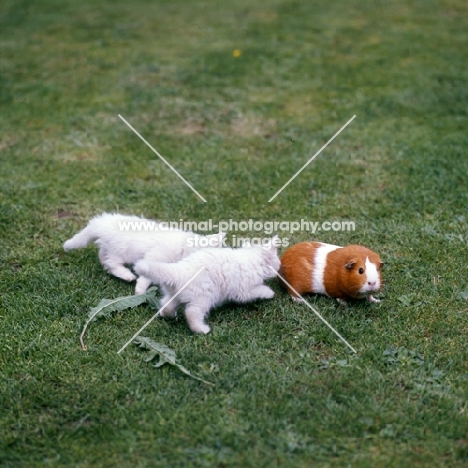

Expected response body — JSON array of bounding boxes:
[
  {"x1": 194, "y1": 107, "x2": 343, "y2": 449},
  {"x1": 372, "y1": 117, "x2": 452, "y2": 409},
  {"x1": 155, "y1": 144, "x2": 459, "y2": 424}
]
[{"x1": 345, "y1": 260, "x2": 356, "y2": 270}]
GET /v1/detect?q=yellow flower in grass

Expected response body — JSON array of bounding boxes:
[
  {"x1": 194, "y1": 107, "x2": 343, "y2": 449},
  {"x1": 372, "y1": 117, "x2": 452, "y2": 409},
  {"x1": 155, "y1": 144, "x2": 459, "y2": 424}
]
[{"x1": 233, "y1": 49, "x2": 242, "y2": 58}]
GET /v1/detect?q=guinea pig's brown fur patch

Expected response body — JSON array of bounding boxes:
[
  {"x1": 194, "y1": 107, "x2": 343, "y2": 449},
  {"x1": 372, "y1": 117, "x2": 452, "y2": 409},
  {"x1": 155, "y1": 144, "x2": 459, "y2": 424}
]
[{"x1": 279, "y1": 241, "x2": 321, "y2": 298}]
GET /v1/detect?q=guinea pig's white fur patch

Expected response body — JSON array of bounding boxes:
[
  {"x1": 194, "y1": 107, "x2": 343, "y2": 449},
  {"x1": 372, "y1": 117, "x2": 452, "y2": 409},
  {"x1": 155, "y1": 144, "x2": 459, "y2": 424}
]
[
  {"x1": 311, "y1": 243, "x2": 340, "y2": 295},
  {"x1": 359, "y1": 256, "x2": 381, "y2": 294}
]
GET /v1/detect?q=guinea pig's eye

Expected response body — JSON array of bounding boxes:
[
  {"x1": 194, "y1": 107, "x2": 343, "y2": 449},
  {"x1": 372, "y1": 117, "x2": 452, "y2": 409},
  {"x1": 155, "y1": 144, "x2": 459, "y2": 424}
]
[{"x1": 358, "y1": 268, "x2": 364, "y2": 274}]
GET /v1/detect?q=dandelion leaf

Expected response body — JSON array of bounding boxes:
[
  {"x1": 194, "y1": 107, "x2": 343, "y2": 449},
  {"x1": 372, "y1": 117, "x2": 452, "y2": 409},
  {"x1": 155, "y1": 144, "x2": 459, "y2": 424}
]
[
  {"x1": 87, "y1": 286, "x2": 158, "y2": 320},
  {"x1": 79, "y1": 287, "x2": 158, "y2": 351},
  {"x1": 133, "y1": 336, "x2": 213, "y2": 385}
]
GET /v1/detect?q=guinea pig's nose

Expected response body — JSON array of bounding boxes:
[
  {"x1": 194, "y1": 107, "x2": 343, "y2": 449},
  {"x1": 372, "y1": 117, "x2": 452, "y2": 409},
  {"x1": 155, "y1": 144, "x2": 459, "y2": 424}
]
[{"x1": 368, "y1": 281, "x2": 376, "y2": 287}]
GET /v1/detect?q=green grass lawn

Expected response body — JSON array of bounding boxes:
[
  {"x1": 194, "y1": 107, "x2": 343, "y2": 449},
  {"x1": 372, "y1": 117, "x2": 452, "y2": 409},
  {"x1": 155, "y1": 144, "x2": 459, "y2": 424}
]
[{"x1": 1, "y1": 0, "x2": 468, "y2": 466}]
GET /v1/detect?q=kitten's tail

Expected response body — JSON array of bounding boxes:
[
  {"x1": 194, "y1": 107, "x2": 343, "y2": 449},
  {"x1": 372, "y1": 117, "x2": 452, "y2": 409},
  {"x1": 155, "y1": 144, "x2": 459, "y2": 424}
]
[{"x1": 63, "y1": 225, "x2": 98, "y2": 251}]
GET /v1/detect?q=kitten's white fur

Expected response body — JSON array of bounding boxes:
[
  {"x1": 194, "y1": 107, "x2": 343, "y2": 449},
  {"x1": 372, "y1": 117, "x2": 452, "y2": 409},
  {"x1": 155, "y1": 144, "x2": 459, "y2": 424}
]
[
  {"x1": 63, "y1": 213, "x2": 225, "y2": 293},
  {"x1": 134, "y1": 237, "x2": 281, "y2": 334}
]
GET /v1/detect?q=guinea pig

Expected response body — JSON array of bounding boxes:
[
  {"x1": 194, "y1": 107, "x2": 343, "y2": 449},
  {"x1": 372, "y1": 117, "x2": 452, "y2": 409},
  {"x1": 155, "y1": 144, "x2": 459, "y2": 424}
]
[{"x1": 279, "y1": 242, "x2": 383, "y2": 305}]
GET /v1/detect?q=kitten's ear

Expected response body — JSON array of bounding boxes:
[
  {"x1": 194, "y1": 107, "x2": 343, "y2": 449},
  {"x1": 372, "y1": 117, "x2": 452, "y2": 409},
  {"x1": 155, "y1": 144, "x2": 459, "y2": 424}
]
[{"x1": 262, "y1": 235, "x2": 279, "y2": 252}]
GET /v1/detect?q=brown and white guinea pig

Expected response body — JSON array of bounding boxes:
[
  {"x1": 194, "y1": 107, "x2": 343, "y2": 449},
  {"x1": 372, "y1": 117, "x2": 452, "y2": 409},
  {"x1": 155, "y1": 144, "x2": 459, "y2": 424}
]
[{"x1": 279, "y1": 242, "x2": 383, "y2": 305}]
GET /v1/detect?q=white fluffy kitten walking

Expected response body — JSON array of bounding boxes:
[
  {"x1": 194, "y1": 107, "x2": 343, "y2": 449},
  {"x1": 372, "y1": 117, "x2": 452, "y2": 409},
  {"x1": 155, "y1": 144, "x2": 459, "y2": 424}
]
[
  {"x1": 134, "y1": 237, "x2": 281, "y2": 334},
  {"x1": 63, "y1": 213, "x2": 225, "y2": 294}
]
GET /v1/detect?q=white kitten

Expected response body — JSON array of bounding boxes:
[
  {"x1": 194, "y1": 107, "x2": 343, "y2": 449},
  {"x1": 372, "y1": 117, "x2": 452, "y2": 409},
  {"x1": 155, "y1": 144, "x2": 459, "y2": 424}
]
[
  {"x1": 134, "y1": 237, "x2": 281, "y2": 334},
  {"x1": 63, "y1": 213, "x2": 225, "y2": 294}
]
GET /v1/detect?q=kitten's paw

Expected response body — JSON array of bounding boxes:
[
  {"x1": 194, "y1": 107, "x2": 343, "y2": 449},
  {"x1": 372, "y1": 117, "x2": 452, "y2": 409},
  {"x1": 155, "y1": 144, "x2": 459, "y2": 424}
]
[
  {"x1": 122, "y1": 271, "x2": 137, "y2": 282},
  {"x1": 190, "y1": 323, "x2": 211, "y2": 334},
  {"x1": 160, "y1": 304, "x2": 178, "y2": 319},
  {"x1": 134, "y1": 260, "x2": 149, "y2": 276},
  {"x1": 261, "y1": 287, "x2": 275, "y2": 299},
  {"x1": 63, "y1": 240, "x2": 73, "y2": 251},
  {"x1": 367, "y1": 295, "x2": 381, "y2": 303},
  {"x1": 135, "y1": 276, "x2": 152, "y2": 295},
  {"x1": 135, "y1": 285, "x2": 147, "y2": 295},
  {"x1": 160, "y1": 310, "x2": 178, "y2": 319},
  {"x1": 250, "y1": 285, "x2": 275, "y2": 300},
  {"x1": 109, "y1": 268, "x2": 136, "y2": 282}
]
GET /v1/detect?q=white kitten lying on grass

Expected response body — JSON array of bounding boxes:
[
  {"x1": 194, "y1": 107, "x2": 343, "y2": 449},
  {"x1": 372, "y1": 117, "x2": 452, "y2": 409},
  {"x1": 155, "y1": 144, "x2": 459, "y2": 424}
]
[
  {"x1": 134, "y1": 237, "x2": 281, "y2": 334},
  {"x1": 63, "y1": 213, "x2": 225, "y2": 294}
]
